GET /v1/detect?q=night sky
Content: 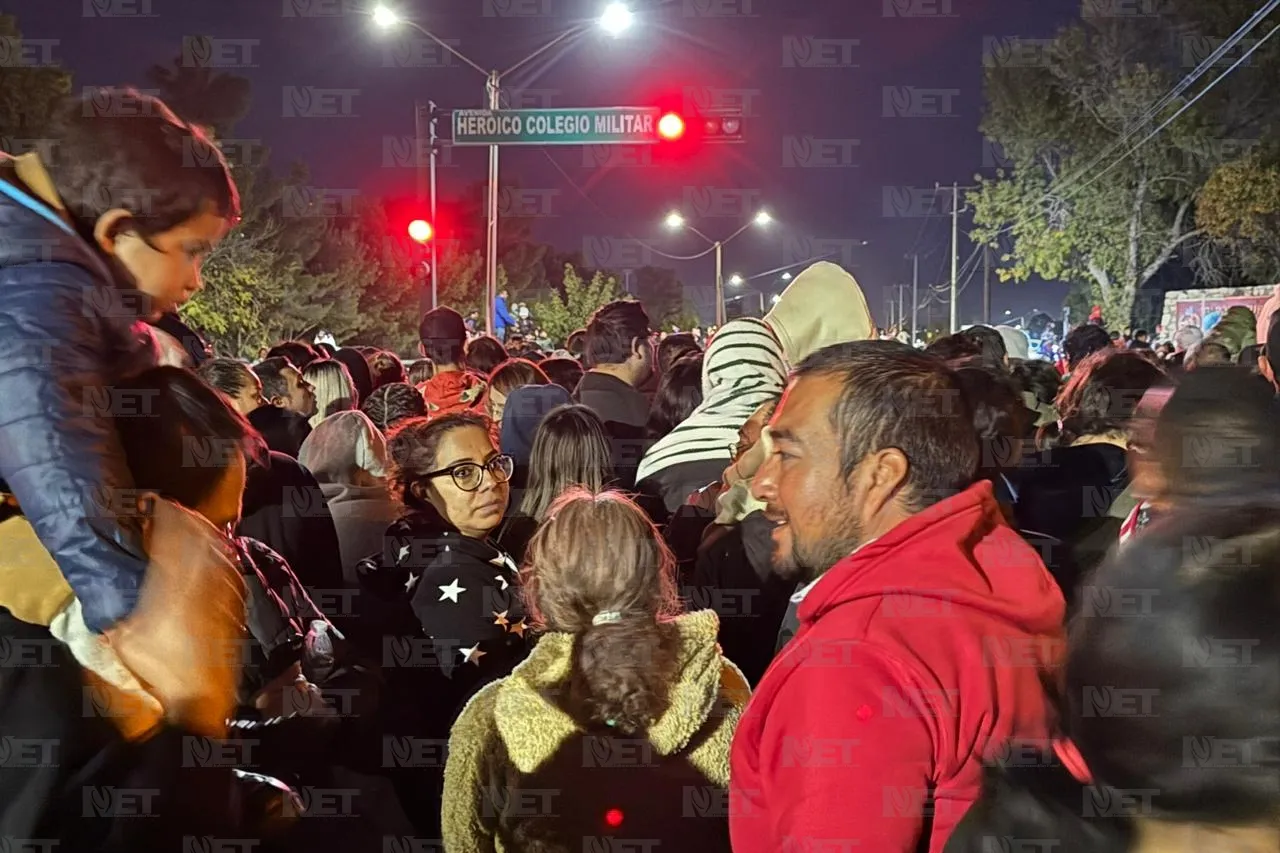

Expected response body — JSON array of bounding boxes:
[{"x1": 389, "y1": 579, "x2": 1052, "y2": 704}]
[{"x1": 16, "y1": 0, "x2": 1081, "y2": 327}]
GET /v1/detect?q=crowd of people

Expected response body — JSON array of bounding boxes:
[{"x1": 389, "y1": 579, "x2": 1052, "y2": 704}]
[{"x1": 2, "y1": 87, "x2": 1279, "y2": 853}]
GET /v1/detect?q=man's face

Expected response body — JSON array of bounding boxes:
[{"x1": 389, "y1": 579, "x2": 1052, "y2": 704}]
[
  {"x1": 100, "y1": 203, "x2": 230, "y2": 320},
  {"x1": 752, "y1": 373, "x2": 864, "y2": 582},
  {"x1": 278, "y1": 366, "x2": 316, "y2": 417}
]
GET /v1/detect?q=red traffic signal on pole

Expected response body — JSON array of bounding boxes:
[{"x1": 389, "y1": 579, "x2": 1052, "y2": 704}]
[
  {"x1": 408, "y1": 219, "x2": 433, "y2": 243},
  {"x1": 657, "y1": 112, "x2": 685, "y2": 141}
]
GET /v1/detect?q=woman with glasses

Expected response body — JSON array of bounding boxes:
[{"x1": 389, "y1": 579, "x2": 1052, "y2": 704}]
[{"x1": 356, "y1": 411, "x2": 529, "y2": 841}]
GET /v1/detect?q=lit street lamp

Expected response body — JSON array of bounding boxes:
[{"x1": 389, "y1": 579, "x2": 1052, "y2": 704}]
[
  {"x1": 663, "y1": 209, "x2": 774, "y2": 325},
  {"x1": 372, "y1": 3, "x2": 633, "y2": 334},
  {"x1": 728, "y1": 274, "x2": 744, "y2": 286}
]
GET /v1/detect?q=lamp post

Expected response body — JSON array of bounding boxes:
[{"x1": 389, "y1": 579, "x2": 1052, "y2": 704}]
[
  {"x1": 372, "y1": 3, "x2": 633, "y2": 333},
  {"x1": 664, "y1": 209, "x2": 773, "y2": 326}
]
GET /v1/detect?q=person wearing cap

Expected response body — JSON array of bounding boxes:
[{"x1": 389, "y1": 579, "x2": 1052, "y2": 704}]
[{"x1": 417, "y1": 307, "x2": 488, "y2": 419}]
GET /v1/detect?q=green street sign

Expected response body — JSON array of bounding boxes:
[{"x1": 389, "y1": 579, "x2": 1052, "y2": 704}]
[{"x1": 451, "y1": 107, "x2": 662, "y2": 146}]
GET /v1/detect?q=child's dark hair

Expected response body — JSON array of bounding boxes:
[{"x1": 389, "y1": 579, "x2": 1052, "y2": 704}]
[
  {"x1": 42, "y1": 88, "x2": 239, "y2": 243},
  {"x1": 947, "y1": 505, "x2": 1280, "y2": 853}
]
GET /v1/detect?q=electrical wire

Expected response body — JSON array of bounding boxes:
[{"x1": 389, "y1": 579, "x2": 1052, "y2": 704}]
[{"x1": 982, "y1": 0, "x2": 1280, "y2": 244}]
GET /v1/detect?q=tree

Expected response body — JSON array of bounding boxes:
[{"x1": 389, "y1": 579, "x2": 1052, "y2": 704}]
[
  {"x1": 630, "y1": 266, "x2": 687, "y2": 329},
  {"x1": 970, "y1": 3, "x2": 1280, "y2": 325},
  {"x1": 1196, "y1": 151, "x2": 1280, "y2": 283},
  {"x1": 146, "y1": 37, "x2": 251, "y2": 136},
  {"x1": 0, "y1": 14, "x2": 72, "y2": 140},
  {"x1": 531, "y1": 264, "x2": 619, "y2": 345},
  {"x1": 185, "y1": 161, "x2": 375, "y2": 356}
]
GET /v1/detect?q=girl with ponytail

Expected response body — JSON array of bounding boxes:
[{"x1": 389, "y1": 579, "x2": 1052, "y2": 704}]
[
  {"x1": 947, "y1": 503, "x2": 1280, "y2": 853},
  {"x1": 442, "y1": 488, "x2": 750, "y2": 853}
]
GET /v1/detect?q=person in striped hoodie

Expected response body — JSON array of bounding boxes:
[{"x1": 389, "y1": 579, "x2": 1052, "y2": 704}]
[{"x1": 636, "y1": 261, "x2": 875, "y2": 514}]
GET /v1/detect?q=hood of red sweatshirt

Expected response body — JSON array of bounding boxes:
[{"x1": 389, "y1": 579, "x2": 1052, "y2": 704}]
[{"x1": 798, "y1": 480, "x2": 1064, "y2": 641}]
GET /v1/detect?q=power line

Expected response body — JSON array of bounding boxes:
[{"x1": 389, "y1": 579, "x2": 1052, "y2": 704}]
[
  {"x1": 981, "y1": 0, "x2": 1280, "y2": 244},
  {"x1": 1071, "y1": 20, "x2": 1280, "y2": 197}
]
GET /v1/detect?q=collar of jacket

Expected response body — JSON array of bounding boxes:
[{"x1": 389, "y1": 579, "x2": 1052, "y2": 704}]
[
  {"x1": 796, "y1": 479, "x2": 1008, "y2": 626},
  {"x1": 493, "y1": 609, "x2": 735, "y2": 773}
]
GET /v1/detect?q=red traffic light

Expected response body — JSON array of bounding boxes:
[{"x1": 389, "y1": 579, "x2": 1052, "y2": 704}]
[
  {"x1": 408, "y1": 219, "x2": 433, "y2": 243},
  {"x1": 657, "y1": 112, "x2": 685, "y2": 141}
]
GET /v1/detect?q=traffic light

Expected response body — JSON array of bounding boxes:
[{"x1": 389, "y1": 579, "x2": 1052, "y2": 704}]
[
  {"x1": 408, "y1": 219, "x2": 433, "y2": 243},
  {"x1": 700, "y1": 113, "x2": 743, "y2": 143},
  {"x1": 657, "y1": 112, "x2": 685, "y2": 141}
]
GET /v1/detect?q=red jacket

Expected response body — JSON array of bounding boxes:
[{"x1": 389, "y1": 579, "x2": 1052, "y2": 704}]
[{"x1": 729, "y1": 482, "x2": 1065, "y2": 853}]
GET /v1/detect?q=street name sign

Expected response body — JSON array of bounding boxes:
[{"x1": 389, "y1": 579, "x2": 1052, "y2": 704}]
[{"x1": 451, "y1": 107, "x2": 662, "y2": 146}]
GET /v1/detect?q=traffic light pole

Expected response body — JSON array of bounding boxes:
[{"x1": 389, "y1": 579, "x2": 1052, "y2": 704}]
[
  {"x1": 429, "y1": 101, "x2": 439, "y2": 311},
  {"x1": 714, "y1": 241, "x2": 724, "y2": 327},
  {"x1": 485, "y1": 72, "x2": 500, "y2": 337}
]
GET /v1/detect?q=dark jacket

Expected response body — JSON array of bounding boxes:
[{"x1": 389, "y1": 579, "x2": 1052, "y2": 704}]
[
  {"x1": 238, "y1": 451, "x2": 345, "y2": 596},
  {"x1": 690, "y1": 512, "x2": 794, "y2": 687},
  {"x1": 0, "y1": 159, "x2": 156, "y2": 633},
  {"x1": 1010, "y1": 442, "x2": 1129, "y2": 603},
  {"x1": 574, "y1": 370, "x2": 651, "y2": 431},
  {"x1": 248, "y1": 404, "x2": 313, "y2": 458},
  {"x1": 355, "y1": 510, "x2": 530, "y2": 839},
  {"x1": 0, "y1": 608, "x2": 296, "y2": 852},
  {"x1": 232, "y1": 536, "x2": 330, "y2": 706}
]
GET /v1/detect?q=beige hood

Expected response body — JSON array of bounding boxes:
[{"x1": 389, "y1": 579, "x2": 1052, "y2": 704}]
[{"x1": 764, "y1": 261, "x2": 874, "y2": 367}]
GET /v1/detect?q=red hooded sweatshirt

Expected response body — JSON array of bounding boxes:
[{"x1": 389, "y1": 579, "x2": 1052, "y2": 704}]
[{"x1": 729, "y1": 481, "x2": 1065, "y2": 853}]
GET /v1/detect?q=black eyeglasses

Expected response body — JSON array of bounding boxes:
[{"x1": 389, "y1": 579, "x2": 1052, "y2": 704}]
[{"x1": 422, "y1": 454, "x2": 514, "y2": 492}]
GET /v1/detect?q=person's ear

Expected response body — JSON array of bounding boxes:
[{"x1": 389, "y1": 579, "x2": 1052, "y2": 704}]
[
  {"x1": 92, "y1": 209, "x2": 136, "y2": 256},
  {"x1": 856, "y1": 448, "x2": 910, "y2": 521}
]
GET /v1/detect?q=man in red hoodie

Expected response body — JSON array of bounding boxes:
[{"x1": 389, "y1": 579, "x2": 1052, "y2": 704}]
[{"x1": 730, "y1": 341, "x2": 1065, "y2": 853}]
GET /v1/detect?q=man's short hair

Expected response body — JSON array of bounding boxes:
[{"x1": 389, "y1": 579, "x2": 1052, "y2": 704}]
[
  {"x1": 795, "y1": 341, "x2": 978, "y2": 511},
  {"x1": 1064, "y1": 324, "x2": 1114, "y2": 369},
  {"x1": 253, "y1": 356, "x2": 294, "y2": 401},
  {"x1": 958, "y1": 325, "x2": 1008, "y2": 368},
  {"x1": 419, "y1": 307, "x2": 467, "y2": 365},
  {"x1": 583, "y1": 300, "x2": 651, "y2": 368},
  {"x1": 265, "y1": 340, "x2": 319, "y2": 369},
  {"x1": 925, "y1": 333, "x2": 983, "y2": 364},
  {"x1": 42, "y1": 87, "x2": 240, "y2": 238}
]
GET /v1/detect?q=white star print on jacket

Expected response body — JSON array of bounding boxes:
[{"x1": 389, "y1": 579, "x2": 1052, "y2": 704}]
[{"x1": 438, "y1": 578, "x2": 466, "y2": 603}]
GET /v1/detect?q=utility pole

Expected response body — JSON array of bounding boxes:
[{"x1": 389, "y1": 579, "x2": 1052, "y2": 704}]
[
  {"x1": 911, "y1": 253, "x2": 919, "y2": 346},
  {"x1": 982, "y1": 244, "x2": 991, "y2": 326},
  {"x1": 897, "y1": 284, "x2": 905, "y2": 333},
  {"x1": 950, "y1": 182, "x2": 959, "y2": 333}
]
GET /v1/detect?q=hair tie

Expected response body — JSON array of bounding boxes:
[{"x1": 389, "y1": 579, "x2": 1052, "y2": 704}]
[
  {"x1": 1052, "y1": 738, "x2": 1094, "y2": 784},
  {"x1": 591, "y1": 611, "x2": 622, "y2": 626}
]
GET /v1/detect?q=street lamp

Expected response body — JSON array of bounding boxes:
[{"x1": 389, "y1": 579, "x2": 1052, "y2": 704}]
[
  {"x1": 600, "y1": 2, "x2": 634, "y2": 36},
  {"x1": 662, "y1": 209, "x2": 774, "y2": 326},
  {"x1": 371, "y1": 3, "x2": 633, "y2": 335},
  {"x1": 728, "y1": 274, "x2": 744, "y2": 286},
  {"x1": 371, "y1": 5, "x2": 400, "y2": 28}
]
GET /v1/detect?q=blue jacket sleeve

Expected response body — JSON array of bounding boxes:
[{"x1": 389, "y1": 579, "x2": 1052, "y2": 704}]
[
  {"x1": 495, "y1": 297, "x2": 517, "y2": 327},
  {"x1": 0, "y1": 261, "x2": 149, "y2": 632}
]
